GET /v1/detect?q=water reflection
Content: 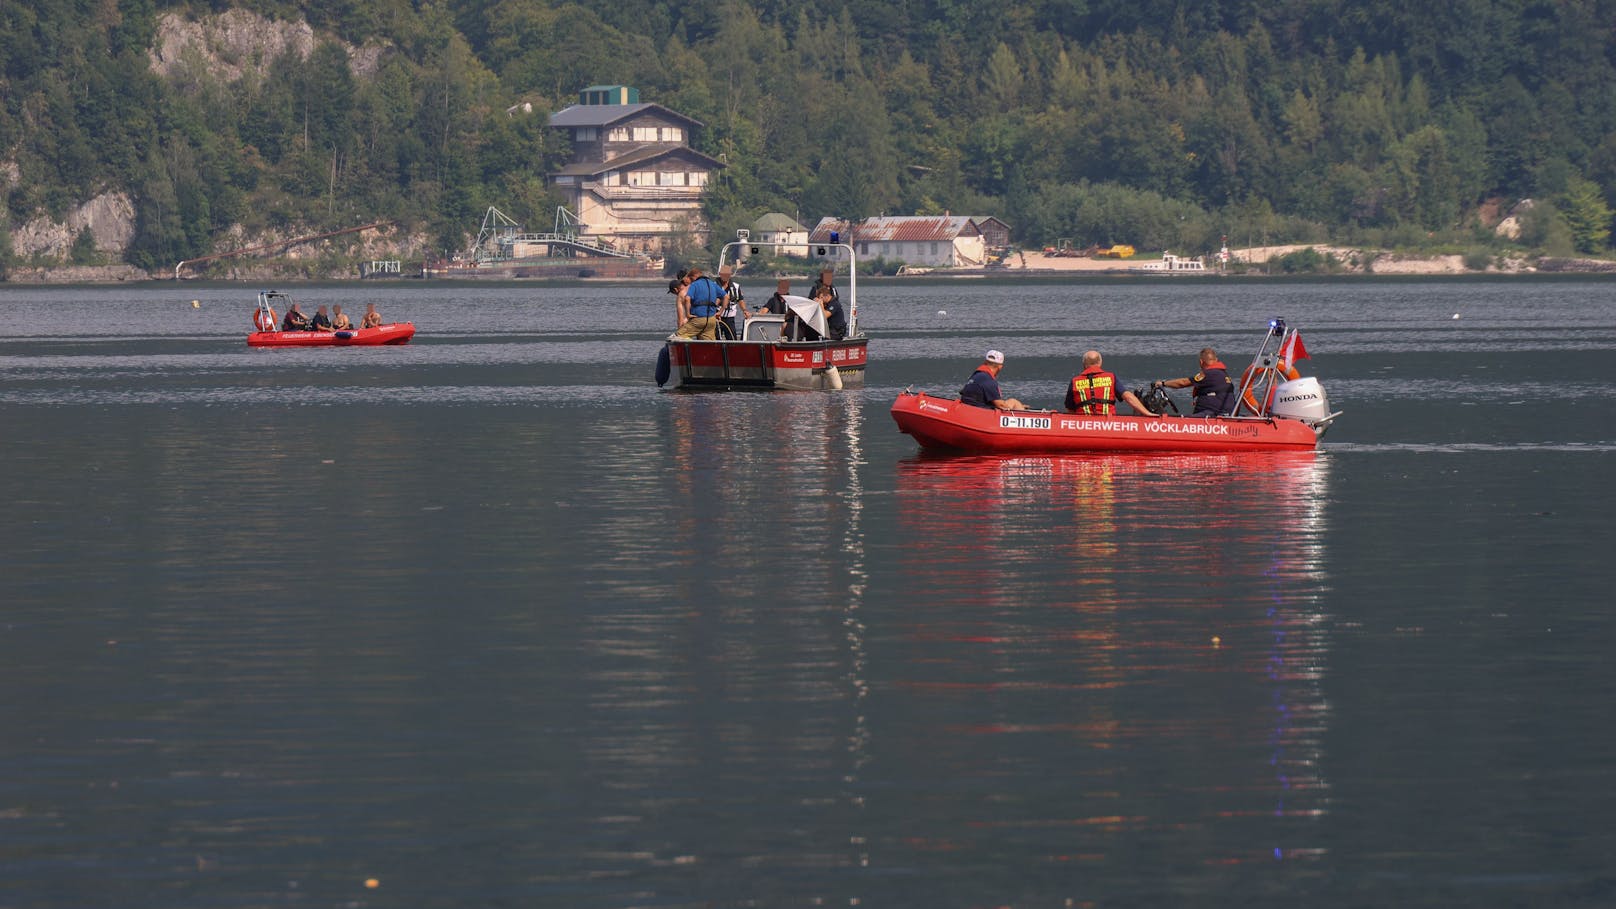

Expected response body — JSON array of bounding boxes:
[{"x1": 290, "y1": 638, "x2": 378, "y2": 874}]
[
  {"x1": 888, "y1": 452, "x2": 1332, "y2": 873},
  {"x1": 562, "y1": 393, "x2": 874, "y2": 889}
]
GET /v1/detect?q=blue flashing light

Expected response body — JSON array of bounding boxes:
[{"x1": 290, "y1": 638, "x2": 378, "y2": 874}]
[{"x1": 830, "y1": 231, "x2": 840, "y2": 244}]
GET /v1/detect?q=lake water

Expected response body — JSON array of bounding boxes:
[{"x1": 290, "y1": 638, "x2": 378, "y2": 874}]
[{"x1": 2, "y1": 278, "x2": 1614, "y2": 908}]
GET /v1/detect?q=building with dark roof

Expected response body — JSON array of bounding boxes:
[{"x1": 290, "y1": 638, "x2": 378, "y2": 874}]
[
  {"x1": 809, "y1": 215, "x2": 1010, "y2": 267},
  {"x1": 547, "y1": 86, "x2": 722, "y2": 253}
]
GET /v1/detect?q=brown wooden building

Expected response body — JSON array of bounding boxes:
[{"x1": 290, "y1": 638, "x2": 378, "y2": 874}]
[{"x1": 548, "y1": 86, "x2": 723, "y2": 254}]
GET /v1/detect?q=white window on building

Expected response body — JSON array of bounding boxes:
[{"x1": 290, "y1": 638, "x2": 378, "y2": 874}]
[
  {"x1": 662, "y1": 127, "x2": 684, "y2": 142},
  {"x1": 604, "y1": 171, "x2": 620, "y2": 186},
  {"x1": 690, "y1": 172, "x2": 708, "y2": 186},
  {"x1": 658, "y1": 172, "x2": 683, "y2": 186},
  {"x1": 607, "y1": 127, "x2": 630, "y2": 141},
  {"x1": 859, "y1": 243, "x2": 869, "y2": 256},
  {"x1": 576, "y1": 127, "x2": 597, "y2": 141},
  {"x1": 633, "y1": 127, "x2": 659, "y2": 142},
  {"x1": 931, "y1": 242, "x2": 939, "y2": 255},
  {"x1": 628, "y1": 171, "x2": 654, "y2": 186}
]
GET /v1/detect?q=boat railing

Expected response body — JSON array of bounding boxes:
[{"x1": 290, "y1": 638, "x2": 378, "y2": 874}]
[{"x1": 719, "y1": 232, "x2": 860, "y2": 338}]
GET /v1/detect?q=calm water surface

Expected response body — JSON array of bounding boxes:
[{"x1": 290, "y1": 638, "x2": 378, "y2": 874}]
[{"x1": 2, "y1": 279, "x2": 1614, "y2": 908}]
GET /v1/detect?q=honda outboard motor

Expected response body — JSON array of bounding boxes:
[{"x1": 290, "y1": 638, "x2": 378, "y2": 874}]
[{"x1": 1269, "y1": 376, "x2": 1331, "y2": 423}]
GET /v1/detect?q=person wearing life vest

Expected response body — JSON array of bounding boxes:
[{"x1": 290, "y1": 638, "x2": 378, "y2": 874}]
[
  {"x1": 676, "y1": 266, "x2": 722, "y2": 339},
  {"x1": 959, "y1": 349, "x2": 1026, "y2": 410},
  {"x1": 1065, "y1": 350, "x2": 1157, "y2": 416},
  {"x1": 1156, "y1": 347, "x2": 1235, "y2": 416}
]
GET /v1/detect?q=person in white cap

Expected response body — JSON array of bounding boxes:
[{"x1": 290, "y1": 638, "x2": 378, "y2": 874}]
[{"x1": 959, "y1": 349, "x2": 1025, "y2": 410}]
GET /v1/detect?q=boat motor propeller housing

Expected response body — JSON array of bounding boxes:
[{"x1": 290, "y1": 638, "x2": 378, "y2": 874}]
[{"x1": 1269, "y1": 376, "x2": 1331, "y2": 423}]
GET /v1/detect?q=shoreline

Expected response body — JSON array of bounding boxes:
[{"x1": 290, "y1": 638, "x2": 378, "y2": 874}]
[{"x1": 6, "y1": 246, "x2": 1616, "y2": 285}]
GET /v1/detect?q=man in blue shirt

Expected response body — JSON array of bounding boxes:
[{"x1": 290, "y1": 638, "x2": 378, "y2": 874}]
[
  {"x1": 959, "y1": 350, "x2": 1026, "y2": 410},
  {"x1": 676, "y1": 266, "x2": 723, "y2": 339}
]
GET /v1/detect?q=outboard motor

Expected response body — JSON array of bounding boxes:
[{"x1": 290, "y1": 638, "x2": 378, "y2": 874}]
[{"x1": 1269, "y1": 376, "x2": 1331, "y2": 423}]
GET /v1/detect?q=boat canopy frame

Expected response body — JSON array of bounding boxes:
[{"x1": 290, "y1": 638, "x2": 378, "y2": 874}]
[{"x1": 717, "y1": 231, "x2": 861, "y2": 339}]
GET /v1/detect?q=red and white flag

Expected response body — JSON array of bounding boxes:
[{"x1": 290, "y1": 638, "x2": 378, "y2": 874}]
[{"x1": 1280, "y1": 330, "x2": 1310, "y2": 363}]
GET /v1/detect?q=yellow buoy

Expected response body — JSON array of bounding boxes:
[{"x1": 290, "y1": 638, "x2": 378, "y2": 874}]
[
  {"x1": 364, "y1": 879, "x2": 379, "y2": 889},
  {"x1": 191, "y1": 300, "x2": 200, "y2": 308}
]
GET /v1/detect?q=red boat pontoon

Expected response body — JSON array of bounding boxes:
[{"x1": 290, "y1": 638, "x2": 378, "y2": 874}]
[
  {"x1": 891, "y1": 319, "x2": 1341, "y2": 454},
  {"x1": 246, "y1": 291, "x2": 415, "y2": 347}
]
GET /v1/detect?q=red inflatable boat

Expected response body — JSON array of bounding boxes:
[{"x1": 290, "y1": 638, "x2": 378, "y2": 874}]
[
  {"x1": 247, "y1": 323, "x2": 416, "y2": 347},
  {"x1": 891, "y1": 319, "x2": 1341, "y2": 454},
  {"x1": 245, "y1": 290, "x2": 414, "y2": 347}
]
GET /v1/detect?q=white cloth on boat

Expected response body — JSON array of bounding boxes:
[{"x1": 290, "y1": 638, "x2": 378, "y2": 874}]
[{"x1": 783, "y1": 294, "x2": 827, "y2": 338}]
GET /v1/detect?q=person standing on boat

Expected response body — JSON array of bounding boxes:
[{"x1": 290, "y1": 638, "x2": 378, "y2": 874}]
[
  {"x1": 1066, "y1": 350, "x2": 1156, "y2": 416},
  {"x1": 716, "y1": 266, "x2": 748, "y2": 340},
  {"x1": 667, "y1": 269, "x2": 691, "y2": 329},
  {"x1": 960, "y1": 350, "x2": 1026, "y2": 410},
  {"x1": 811, "y1": 268, "x2": 848, "y2": 340},
  {"x1": 309, "y1": 305, "x2": 334, "y2": 332},
  {"x1": 330, "y1": 304, "x2": 353, "y2": 331},
  {"x1": 281, "y1": 302, "x2": 311, "y2": 332},
  {"x1": 360, "y1": 303, "x2": 383, "y2": 328},
  {"x1": 1155, "y1": 348, "x2": 1236, "y2": 416},
  {"x1": 676, "y1": 266, "x2": 723, "y2": 339}
]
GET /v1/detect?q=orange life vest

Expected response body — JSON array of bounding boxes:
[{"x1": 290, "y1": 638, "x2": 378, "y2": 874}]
[{"x1": 1068, "y1": 367, "x2": 1118, "y2": 415}]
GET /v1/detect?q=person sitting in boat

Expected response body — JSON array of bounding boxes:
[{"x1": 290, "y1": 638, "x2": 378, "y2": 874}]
[
  {"x1": 785, "y1": 272, "x2": 848, "y2": 342},
  {"x1": 811, "y1": 268, "x2": 848, "y2": 340},
  {"x1": 360, "y1": 303, "x2": 383, "y2": 329},
  {"x1": 759, "y1": 278, "x2": 790, "y2": 315},
  {"x1": 309, "y1": 305, "x2": 334, "y2": 332},
  {"x1": 676, "y1": 266, "x2": 723, "y2": 340},
  {"x1": 281, "y1": 302, "x2": 311, "y2": 332},
  {"x1": 1155, "y1": 347, "x2": 1236, "y2": 416},
  {"x1": 330, "y1": 304, "x2": 353, "y2": 331},
  {"x1": 960, "y1": 349, "x2": 1026, "y2": 410},
  {"x1": 1066, "y1": 350, "x2": 1158, "y2": 417},
  {"x1": 716, "y1": 265, "x2": 748, "y2": 340}
]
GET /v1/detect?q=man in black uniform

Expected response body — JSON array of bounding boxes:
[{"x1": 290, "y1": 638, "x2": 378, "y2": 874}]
[{"x1": 1157, "y1": 347, "x2": 1235, "y2": 416}]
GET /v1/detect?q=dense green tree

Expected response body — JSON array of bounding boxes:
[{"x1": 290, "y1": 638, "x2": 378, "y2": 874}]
[
  {"x1": 10, "y1": 0, "x2": 1616, "y2": 269},
  {"x1": 1560, "y1": 177, "x2": 1612, "y2": 253}
]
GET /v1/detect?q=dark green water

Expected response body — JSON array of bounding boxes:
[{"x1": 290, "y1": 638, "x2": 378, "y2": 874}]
[{"x1": 2, "y1": 280, "x2": 1613, "y2": 907}]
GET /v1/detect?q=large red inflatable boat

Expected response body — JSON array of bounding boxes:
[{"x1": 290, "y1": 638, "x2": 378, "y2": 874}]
[{"x1": 892, "y1": 319, "x2": 1341, "y2": 454}]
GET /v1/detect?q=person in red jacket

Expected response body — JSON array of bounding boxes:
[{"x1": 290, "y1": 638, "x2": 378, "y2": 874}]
[{"x1": 1065, "y1": 350, "x2": 1156, "y2": 416}]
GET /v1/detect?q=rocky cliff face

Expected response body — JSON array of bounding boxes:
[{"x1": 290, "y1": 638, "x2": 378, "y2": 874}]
[
  {"x1": 3, "y1": 11, "x2": 394, "y2": 282},
  {"x1": 11, "y1": 193, "x2": 137, "y2": 260},
  {"x1": 148, "y1": 9, "x2": 384, "y2": 83}
]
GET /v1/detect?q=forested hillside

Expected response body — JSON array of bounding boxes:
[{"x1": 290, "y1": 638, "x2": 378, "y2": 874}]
[{"x1": 4, "y1": 0, "x2": 1616, "y2": 274}]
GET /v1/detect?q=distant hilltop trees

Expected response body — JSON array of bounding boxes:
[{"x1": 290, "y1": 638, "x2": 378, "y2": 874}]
[{"x1": 3, "y1": 1, "x2": 1616, "y2": 275}]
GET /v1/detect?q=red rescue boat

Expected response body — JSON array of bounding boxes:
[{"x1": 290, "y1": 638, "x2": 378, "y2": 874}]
[
  {"x1": 657, "y1": 233, "x2": 866, "y2": 391},
  {"x1": 248, "y1": 324, "x2": 416, "y2": 347},
  {"x1": 891, "y1": 319, "x2": 1341, "y2": 454},
  {"x1": 891, "y1": 392, "x2": 1321, "y2": 453},
  {"x1": 245, "y1": 291, "x2": 414, "y2": 347}
]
